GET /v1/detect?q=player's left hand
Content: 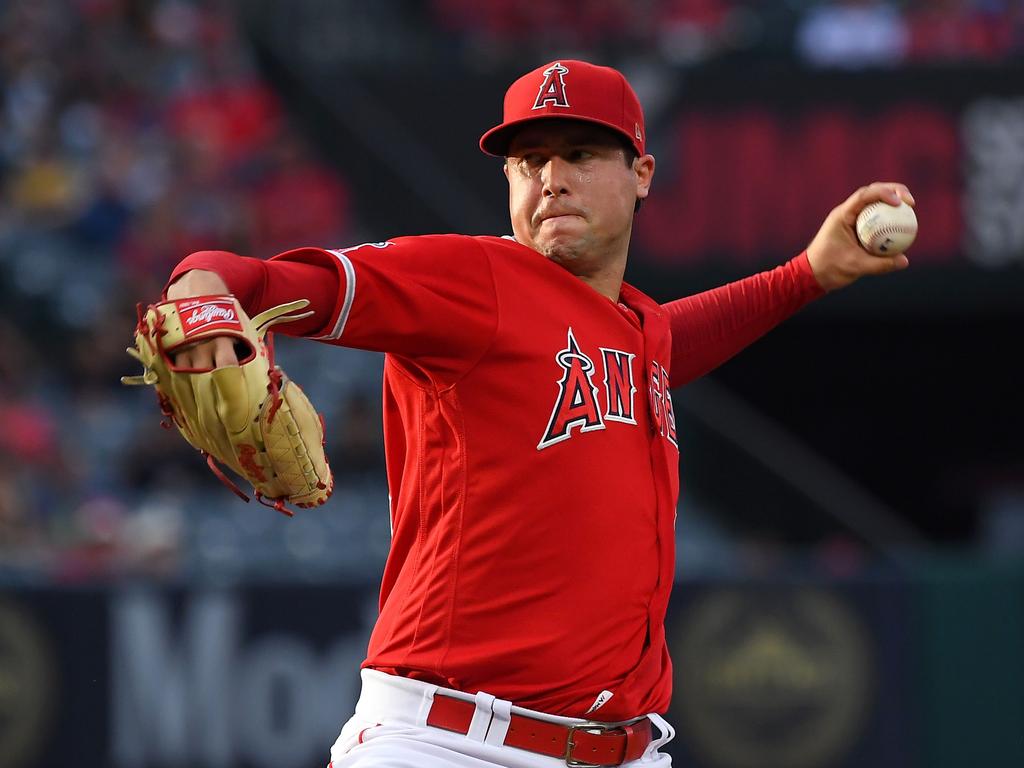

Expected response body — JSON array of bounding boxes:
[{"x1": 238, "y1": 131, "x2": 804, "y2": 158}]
[{"x1": 807, "y1": 182, "x2": 914, "y2": 292}]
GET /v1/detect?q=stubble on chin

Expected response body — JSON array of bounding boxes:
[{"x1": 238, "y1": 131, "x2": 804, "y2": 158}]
[
  {"x1": 539, "y1": 242, "x2": 580, "y2": 265},
  {"x1": 533, "y1": 226, "x2": 586, "y2": 266}
]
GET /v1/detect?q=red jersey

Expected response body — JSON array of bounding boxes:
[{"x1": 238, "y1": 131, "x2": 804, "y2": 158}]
[{"x1": 171, "y1": 234, "x2": 823, "y2": 720}]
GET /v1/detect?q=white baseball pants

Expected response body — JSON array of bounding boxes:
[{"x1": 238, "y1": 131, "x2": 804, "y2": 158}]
[{"x1": 328, "y1": 669, "x2": 675, "y2": 768}]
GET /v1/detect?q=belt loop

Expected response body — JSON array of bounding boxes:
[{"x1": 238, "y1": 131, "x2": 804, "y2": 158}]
[
  {"x1": 484, "y1": 698, "x2": 512, "y2": 746},
  {"x1": 416, "y1": 686, "x2": 438, "y2": 728},
  {"x1": 467, "y1": 691, "x2": 496, "y2": 742},
  {"x1": 642, "y1": 713, "x2": 675, "y2": 760}
]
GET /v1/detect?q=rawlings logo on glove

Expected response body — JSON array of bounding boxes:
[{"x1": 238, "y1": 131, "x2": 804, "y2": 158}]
[
  {"x1": 178, "y1": 298, "x2": 242, "y2": 336},
  {"x1": 122, "y1": 295, "x2": 333, "y2": 515}
]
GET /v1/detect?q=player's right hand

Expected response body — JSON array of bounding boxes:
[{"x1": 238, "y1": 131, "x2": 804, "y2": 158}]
[
  {"x1": 165, "y1": 269, "x2": 240, "y2": 369},
  {"x1": 806, "y1": 181, "x2": 914, "y2": 292}
]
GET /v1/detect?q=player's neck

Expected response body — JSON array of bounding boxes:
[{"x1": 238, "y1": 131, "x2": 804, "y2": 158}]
[
  {"x1": 576, "y1": 269, "x2": 625, "y2": 302},
  {"x1": 581, "y1": 230, "x2": 631, "y2": 302},
  {"x1": 536, "y1": 237, "x2": 629, "y2": 301}
]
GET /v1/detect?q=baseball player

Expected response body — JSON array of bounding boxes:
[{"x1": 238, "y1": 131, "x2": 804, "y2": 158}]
[{"x1": 161, "y1": 61, "x2": 912, "y2": 767}]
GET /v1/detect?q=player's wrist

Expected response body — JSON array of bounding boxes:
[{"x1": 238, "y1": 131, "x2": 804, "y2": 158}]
[{"x1": 166, "y1": 269, "x2": 230, "y2": 300}]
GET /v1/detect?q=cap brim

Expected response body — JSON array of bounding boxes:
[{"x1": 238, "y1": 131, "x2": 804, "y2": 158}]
[{"x1": 479, "y1": 114, "x2": 640, "y2": 157}]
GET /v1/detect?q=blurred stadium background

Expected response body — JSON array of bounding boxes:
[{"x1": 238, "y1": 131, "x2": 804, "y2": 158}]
[{"x1": 0, "y1": 0, "x2": 1022, "y2": 766}]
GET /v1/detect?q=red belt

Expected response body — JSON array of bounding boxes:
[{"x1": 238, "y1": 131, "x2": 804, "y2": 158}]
[{"x1": 426, "y1": 693, "x2": 653, "y2": 767}]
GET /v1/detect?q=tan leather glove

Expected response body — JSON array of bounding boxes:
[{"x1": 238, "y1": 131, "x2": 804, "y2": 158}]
[{"x1": 123, "y1": 295, "x2": 333, "y2": 515}]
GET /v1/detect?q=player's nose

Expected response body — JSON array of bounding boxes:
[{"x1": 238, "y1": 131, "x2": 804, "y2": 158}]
[{"x1": 541, "y1": 156, "x2": 573, "y2": 197}]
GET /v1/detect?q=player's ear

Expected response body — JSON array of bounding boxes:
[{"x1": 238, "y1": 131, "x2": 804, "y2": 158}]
[
  {"x1": 635, "y1": 154, "x2": 655, "y2": 200},
  {"x1": 503, "y1": 161, "x2": 510, "y2": 180}
]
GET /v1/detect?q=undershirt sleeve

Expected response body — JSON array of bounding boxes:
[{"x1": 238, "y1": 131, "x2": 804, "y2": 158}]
[{"x1": 662, "y1": 251, "x2": 826, "y2": 386}]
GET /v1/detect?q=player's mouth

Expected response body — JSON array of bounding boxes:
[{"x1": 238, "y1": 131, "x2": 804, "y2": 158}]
[{"x1": 536, "y1": 209, "x2": 584, "y2": 226}]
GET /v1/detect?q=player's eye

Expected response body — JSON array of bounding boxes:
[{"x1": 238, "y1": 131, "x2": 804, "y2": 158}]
[
  {"x1": 514, "y1": 154, "x2": 546, "y2": 175},
  {"x1": 568, "y1": 149, "x2": 593, "y2": 163}
]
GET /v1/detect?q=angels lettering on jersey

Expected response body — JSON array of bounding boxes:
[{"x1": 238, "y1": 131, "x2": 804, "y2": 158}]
[{"x1": 538, "y1": 327, "x2": 677, "y2": 450}]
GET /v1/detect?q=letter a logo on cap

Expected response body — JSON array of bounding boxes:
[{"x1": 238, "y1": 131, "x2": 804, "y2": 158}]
[{"x1": 533, "y1": 62, "x2": 570, "y2": 110}]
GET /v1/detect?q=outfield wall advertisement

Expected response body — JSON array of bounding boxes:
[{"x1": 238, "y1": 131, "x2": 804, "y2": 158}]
[{"x1": 6, "y1": 572, "x2": 1018, "y2": 768}]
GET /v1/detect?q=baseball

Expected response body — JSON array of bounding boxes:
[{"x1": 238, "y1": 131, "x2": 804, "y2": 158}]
[{"x1": 855, "y1": 200, "x2": 918, "y2": 256}]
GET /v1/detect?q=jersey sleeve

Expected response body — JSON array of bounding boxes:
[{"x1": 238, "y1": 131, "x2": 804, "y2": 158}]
[
  {"x1": 167, "y1": 248, "x2": 341, "y2": 338},
  {"x1": 662, "y1": 251, "x2": 825, "y2": 386},
  {"x1": 168, "y1": 235, "x2": 498, "y2": 382}
]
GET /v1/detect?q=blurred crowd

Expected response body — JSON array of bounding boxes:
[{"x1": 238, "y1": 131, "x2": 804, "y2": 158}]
[
  {"x1": 0, "y1": 0, "x2": 373, "y2": 582},
  {"x1": 1, "y1": 0, "x2": 1020, "y2": 583},
  {"x1": 432, "y1": 0, "x2": 1024, "y2": 67}
]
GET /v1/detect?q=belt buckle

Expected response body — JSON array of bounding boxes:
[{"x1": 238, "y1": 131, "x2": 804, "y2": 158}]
[{"x1": 564, "y1": 721, "x2": 619, "y2": 768}]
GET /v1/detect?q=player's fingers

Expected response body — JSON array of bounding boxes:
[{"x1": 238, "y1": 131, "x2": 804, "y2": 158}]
[
  {"x1": 859, "y1": 181, "x2": 914, "y2": 206},
  {"x1": 173, "y1": 350, "x2": 193, "y2": 369},
  {"x1": 170, "y1": 337, "x2": 237, "y2": 370},
  {"x1": 841, "y1": 182, "x2": 915, "y2": 225},
  {"x1": 859, "y1": 252, "x2": 910, "y2": 275},
  {"x1": 212, "y1": 336, "x2": 240, "y2": 368},
  {"x1": 840, "y1": 183, "x2": 896, "y2": 210},
  {"x1": 188, "y1": 340, "x2": 218, "y2": 371}
]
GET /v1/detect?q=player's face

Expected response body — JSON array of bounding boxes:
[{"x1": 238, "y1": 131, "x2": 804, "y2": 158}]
[{"x1": 504, "y1": 121, "x2": 655, "y2": 275}]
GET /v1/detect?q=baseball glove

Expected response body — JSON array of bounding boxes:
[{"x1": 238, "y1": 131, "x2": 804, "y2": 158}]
[{"x1": 122, "y1": 295, "x2": 333, "y2": 515}]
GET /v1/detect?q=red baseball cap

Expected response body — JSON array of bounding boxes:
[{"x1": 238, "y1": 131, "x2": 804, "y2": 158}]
[{"x1": 479, "y1": 60, "x2": 645, "y2": 158}]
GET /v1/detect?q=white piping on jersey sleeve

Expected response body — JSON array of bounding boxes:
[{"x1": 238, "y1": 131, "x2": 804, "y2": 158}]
[{"x1": 313, "y1": 248, "x2": 357, "y2": 341}]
